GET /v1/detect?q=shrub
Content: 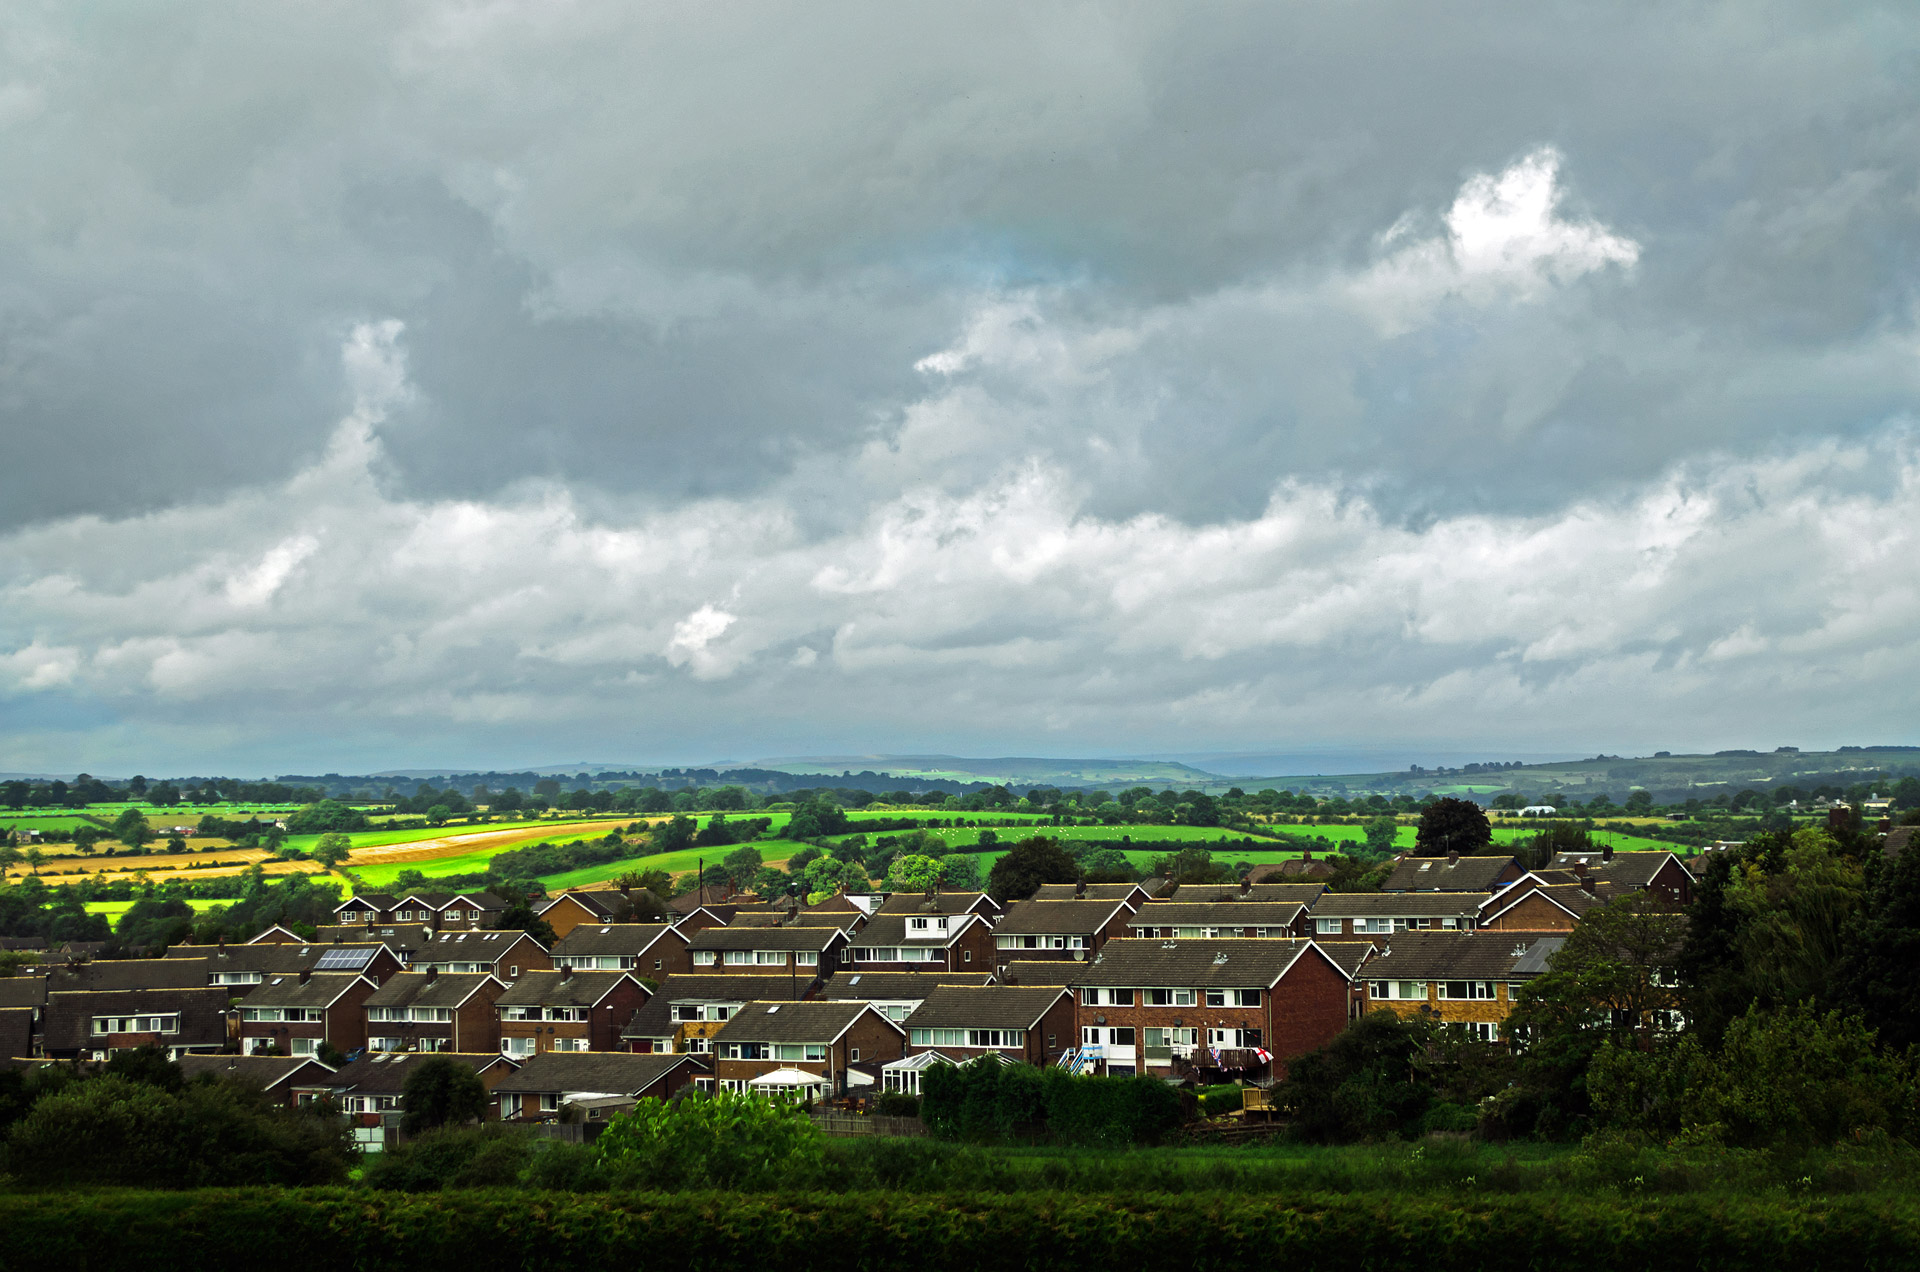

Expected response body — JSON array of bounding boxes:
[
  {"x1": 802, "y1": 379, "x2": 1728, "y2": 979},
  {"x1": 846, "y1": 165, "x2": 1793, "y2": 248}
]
[
  {"x1": 362, "y1": 1126, "x2": 538, "y2": 1192},
  {"x1": 593, "y1": 1091, "x2": 824, "y2": 1188},
  {"x1": 922, "y1": 1059, "x2": 1184, "y2": 1146}
]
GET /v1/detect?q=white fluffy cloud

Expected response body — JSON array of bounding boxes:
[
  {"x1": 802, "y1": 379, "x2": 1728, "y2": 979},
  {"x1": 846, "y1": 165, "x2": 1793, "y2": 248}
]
[{"x1": 1, "y1": 320, "x2": 1916, "y2": 769}]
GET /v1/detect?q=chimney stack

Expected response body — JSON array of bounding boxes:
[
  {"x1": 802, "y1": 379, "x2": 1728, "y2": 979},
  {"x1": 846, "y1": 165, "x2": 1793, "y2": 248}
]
[
  {"x1": 1447, "y1": 850, "x2": 1459, "y2": 865},
  {"x1": 1602, "y1": 844, "x2": 1614, "y2": 862},
  {"x1": 560, "y1": 965, "x2": 574, "y2": 982},
  {"x1": 298, "y1": 969, "x2": 311, "y2": 985},
  {"x1": 1075, "y1": 879, "x2": 1085, "y2": 898},
  {"x1": 425, "y1": 965, "x2": 438, "y2": 982}
]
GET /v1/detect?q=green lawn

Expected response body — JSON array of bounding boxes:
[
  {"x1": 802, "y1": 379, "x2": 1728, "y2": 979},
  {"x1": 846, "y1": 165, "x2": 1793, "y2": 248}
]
[{"x1": 83, "y1": 899, "x2": 209, "y2": 920}]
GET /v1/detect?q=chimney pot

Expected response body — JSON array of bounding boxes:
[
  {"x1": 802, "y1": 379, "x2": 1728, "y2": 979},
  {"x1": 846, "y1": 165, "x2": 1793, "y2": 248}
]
[
  {"x1": 1447, "y1": 850, "x2": 1458, "y2": 865},
  {"x1": 1602, "y1": 844, "x2": 1614, "y2": 862}
]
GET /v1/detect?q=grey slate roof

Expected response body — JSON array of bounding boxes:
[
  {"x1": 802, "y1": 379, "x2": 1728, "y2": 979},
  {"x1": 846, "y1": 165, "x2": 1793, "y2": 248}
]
[
  {"x1": 1170, "y1": 883, "x2": 1328, "y2": 905},
  {"x1": 363, "y1": 971, "x2": 498, "y2": 1010},
  {"x1": 1030, "y1": 884, "x2": 1148, "y2": 903},
  {"x1": 1481, "y1": 881, "x2": 1615, "y2": 921},
  {"x1": 993, "y1": 899, "x2": 1128, "y2": 937},
  {"x1": 491, "y1": 1050, "x2": 702, "y2": 1096},
  {"x1": 1127, "y1": 902, "x2": 1305, "y2": 928},
  {"x1": 1381, "y1": 855, "x2": 1520, "y2": 892},
  {"x1": 1361, "y1": 931, "x2": 1552, "y2": 981},
  {"x1": 1509, "y1": 937, "x2": 1568, "y2": 975},
  {"x1": 239, "y1": 972, "x2": 372, "y2": 1009},
  {"x1": 1548, "y1": 850, "x2": 1683, "y2": 889},
  {"x1": 901, "y1": 985, "x2": 1070, "y2": 1031},
  {"x1": 650, "y1": 974, "x2": 816, "y2": 1003},
  {"x1": 418, "y1": 929, "x2": 546, "y2": 961},
  {"x1": 0, "y1": 977, "x2": 48, "y2": 1008},
  {"x1": 1310, "y1": 892, "x2": 1489, "y2": 918},
  {"x1": 823, "y1": 972, "x2": 994, "y2": 1000},
  {"x1": 1072, "y1": 938, "x2": 1341, "y2": 988},
  {"x1": 494, "y1": 969, "x2": 638, "y2": 1008},
  {"x1": 996, "y1": 961, "x2": 1086, "y2": 986},
  {"x1": 711, "y1": 1000, "x2": 899, "y2": 1044},
  {"x1": 177, "y1": 1053, "x2": 337, "y2": 1090},
  {"x1": 303, "y1": 1052, "x2": 508, "y2": 1095},
  {"x1": 312, "y1": 924, "x2": 438, "y2": 956},
  {"x1": 46, "y1": 959, "x2": 206, "y2": 992},
  {"x1": 165, "y1": 941, "x2": 390, "y2": 976},
  {"x1": 688, "y1": 927, "x2": 843, "y2": 952},
  {"x1": 552, "y1": 924, "x2": 679, "y2": 958}
]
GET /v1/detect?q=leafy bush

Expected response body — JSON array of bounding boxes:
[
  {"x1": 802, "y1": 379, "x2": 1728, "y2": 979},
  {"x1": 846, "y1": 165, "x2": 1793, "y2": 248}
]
[
  {"x1": 921, "y1": 1058, "x2": 1184, "y2": 1146},
  {"x1": 593, "y1": 1090, "x2": 824, "y2": 1188},
  {"x1": 361, "y1": 1126, "x2": 539, "y2": 1191},
  {"x1": 4, "y1": 1074, "x2": 351, "y2": 1187}
]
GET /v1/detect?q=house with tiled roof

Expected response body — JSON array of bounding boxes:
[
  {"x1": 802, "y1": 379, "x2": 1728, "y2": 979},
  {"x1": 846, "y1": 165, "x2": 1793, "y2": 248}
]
[
  {"x1": 708, "y1": 1001, "x2": 905, "y2": 1097},
  {"x1": 42, "y1": 959, "x2": 229, "y2": 1060},
  {"x1": 990, "y1": 899, "x2": 1133, "y2": 964},
  {"x1": 492, "y1": 1050, "x2": 707, "y2": 1122},
  {"x1": 847, "y1": 911, "x2": 995, "y2": 974},
  {"x1": 496, "y1": 968, "x2": 648, "y2": 1058},
  {"x1": 166, "y1": 939, "x2": 402, "y2": 992},
  {"x1": 551, "y1": 923, "x2": 688, "y2": 979},
  {"x1": 1068, "y1": 938, "x2": 1353, "y2": 1081},
  {"x1": 1126, "y1": 902, "x2": 1307, "y2": 940},
  {"x1": 1359, "y1": 931, "x2": 1566, "y2": 1041},
  {"x1": 687, "y1": 926, "x2": 849, "y2": 976},
  {"x1": 1307, "y1": 891, "x2": 1489, "y2": 941},
  {"x1": 822, "y1": 971, "x2": 994, "y2": 1023},
  {"x1": 238, "y1": 970, "x2": 379, "y2": 1058},
  {"x1": 363, "y1": 970, "x2": 506, "y2": 1053},
  {"x1": 175, "y1": 1053, "x2": 338, "y2": 1107},
  {"x1": 620, "y1": 973, "x2": 819, "y2": 1055},
  {"x1": 876, "y1": 890, "x2": 1004, "y2": 920},
  {"x1": 1030, "y1": 882, "x2": 1152, "y2": 908},
  {"x1": 902, "y1": 985, "x2": 1074, "y2": 1068},
  {"x1": 412, "y1": 928, "x2": 551, "y2": 982},
  {"x1": 1168, "y1": 881, "x2": 1329, "y2": 906}
]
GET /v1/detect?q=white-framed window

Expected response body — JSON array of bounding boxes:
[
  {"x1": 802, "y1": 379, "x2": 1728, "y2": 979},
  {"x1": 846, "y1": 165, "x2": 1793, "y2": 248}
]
[
  {"x1": 1143, "y1": 1027, "x2": 1198, "y2": 1049},
  {"x1": 538, "y1": 1093, "x2": 562, "y2": 1111},
  {"x1": 551, "y1": 1037, "x2": 590, "y2": 1053},
  {"x1": 1208, "y1": 1027, "x2": 1260, "y2": 1049},
  {"x1": 213, "y1": 972, "x2": 264, "y2": 986},
  {"x1": 370, "y1": 1036, "x2": 404, "y2": 1052},
  {"x1": 1144, "y1": 988, "x2": 1195, "y2": 1006},
  {"x1": 509, "y1": 965, "x2": 520, "y2": 978},
  {"x1": 418, "y1": 1037, "x2": 449, "y2": 1052},
  {"x1": 543, "y1": 1007, "x2": 589, "y2": 1022},
  {"x1": 502, "y1": 1006, "x2": 540, "y2": 1021},
  {"x1": 502, "y1": 1037, "x2": 536, "y2": 1057},
  {"x1": 794, "y1": 950, "x2": 817, "y2": 965},
  {"x1": 1437, "y1": 981, "x2": 1495, "y2": 1001},
  {"x1": 910, "y1": 1028, "x2": 1024, "y2": 1049},
  {"x1": 368, "y1": 1007, "x2": 405, "y2": 1022},
  {"x1": 1079, "y1": 987, "x2": 1133, "y2": 1006},
  {"x1": 1353, "y1": 918, "x2": 1395, "y2": 934},
  {"x1": 773, "y1": 1043, "x2": 828, "y2": 1061},
  {"x1": 408, "y1": 1007, "x2": 453, "y2": 1023},
  {"x1": 693, "y1": 950, "x2": 718, "y2": 966},
  {"x1": 241, "y1": 1007, "x2": 285, "y2": 1023},
  {"x1": 289, "y1": 1038, "x2": 319, "y2": 1057},
  {"x1": 1232, "y1": 989, "x2": 1259, "y2": 1007},
  {"x1": 1369, "y1": 981, "x2": 1429, "y2": 1001},
  {"x1": 1314, "y1": 917, "x2": 1343, "y2": 934},
  {"x1": 92, "y1": 1014, "x2": 180, "y2": 1035},
  {"x1": 754, "y1": 950, "x2": 785, "y2": 965},
  {"x1": 723, "y1": 950, "x2": 752, "y2": 965}
]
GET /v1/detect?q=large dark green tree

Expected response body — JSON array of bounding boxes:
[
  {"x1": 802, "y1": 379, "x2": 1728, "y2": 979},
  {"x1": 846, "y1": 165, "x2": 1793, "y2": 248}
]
[
  {"x1": 401, "y1": 1057, "x2": 488, "y2": 1134},
  {"x1": 1831, "y1": 841, "x2": 1920, "y2": 1050},
  {"x1": 1412, "y1": 797, "x2": 1491, "y2": 856},
  {"x1": 985, "y1": 836, "x2": 1079, "y2": 901}
]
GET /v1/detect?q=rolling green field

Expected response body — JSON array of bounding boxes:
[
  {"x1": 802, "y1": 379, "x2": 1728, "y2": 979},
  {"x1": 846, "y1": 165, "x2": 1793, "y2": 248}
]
[{"x1": 83, "y1": 899, "x2": 210, "y2": 920}]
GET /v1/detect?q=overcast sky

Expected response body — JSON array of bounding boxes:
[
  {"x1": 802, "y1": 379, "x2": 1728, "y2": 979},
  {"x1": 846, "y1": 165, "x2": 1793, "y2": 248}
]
[{"x1": 2, "y1": 2, "x2": 1918, "y2": 776}]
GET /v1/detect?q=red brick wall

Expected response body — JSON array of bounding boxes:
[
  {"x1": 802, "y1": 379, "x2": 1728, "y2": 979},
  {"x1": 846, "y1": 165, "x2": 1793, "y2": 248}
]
[{"x1": 1269, "y1": 948, "x2": 1352, "y2": 1073}]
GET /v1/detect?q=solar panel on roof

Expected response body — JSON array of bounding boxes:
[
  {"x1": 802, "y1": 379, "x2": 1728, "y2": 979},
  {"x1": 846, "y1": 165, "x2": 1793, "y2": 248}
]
[{"x1": 314, "y1": 947, "x2": 375, "y2": 970}]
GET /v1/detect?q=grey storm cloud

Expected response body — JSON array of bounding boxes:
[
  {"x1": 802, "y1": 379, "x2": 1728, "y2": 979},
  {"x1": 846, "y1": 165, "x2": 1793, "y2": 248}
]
[{"x1": 1, "y1": 1, "x2": 1919, "y2": 771}]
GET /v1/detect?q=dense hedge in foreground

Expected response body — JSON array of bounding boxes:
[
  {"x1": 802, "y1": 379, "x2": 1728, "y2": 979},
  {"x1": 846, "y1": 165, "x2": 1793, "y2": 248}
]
[{"x1": 4, "y1": 1189, "x2": 1918, "y2": 1272}]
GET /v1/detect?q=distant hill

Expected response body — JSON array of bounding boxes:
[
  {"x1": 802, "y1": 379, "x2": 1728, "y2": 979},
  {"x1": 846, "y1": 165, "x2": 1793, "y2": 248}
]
[{"x1": 750, "y1": 754, "x2": 1224, "y2": 788}]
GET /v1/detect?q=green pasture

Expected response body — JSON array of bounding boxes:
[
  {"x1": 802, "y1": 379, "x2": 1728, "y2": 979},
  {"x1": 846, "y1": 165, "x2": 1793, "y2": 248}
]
[
  {"x1": 830, "y1": 822, "x2": 1280, "y2": 849},
  {"x1": 0, "y1": 814, "x2": 98, "y2": 832},
  {"x1": 83, "y1": 899, "x2": 210, "y2": 920},
  {"x1": 279, "y1": 817, "x2": 614, "y2": 857}
]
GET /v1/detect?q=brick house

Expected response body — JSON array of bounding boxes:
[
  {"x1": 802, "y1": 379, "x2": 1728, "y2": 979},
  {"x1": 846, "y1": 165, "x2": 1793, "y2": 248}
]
[
  {"x1": 822, "y1": 971, "x2": 995, "y2": 1024},
  {"x1": 1477, "y1": 881, "x2": 1614, "y2": 933},
  {"x1": 687, "y1": 926, "x2": 849, "y2": 977},
  {"x1": 1381, "y1": 853, "x2": 1524, "y2": 893},
  {"x1": 333, "y1": 893, "x2": 400, "y2": 926},
  {"x1": 847, "y1": 912, "x2": 995, "y2": 974},
  {"x1": 238, "y1": 971, "x2": 379, "y2": 1057},
  {"x1": 306, "y1": 924, "x2": 438, "y2": 969},
  {"x1": 1307, "y1": 891, "x2": 1490, "y2": 941},
  {"x1": 708, "y1": 1001, "x2": 905, "y2": 1096},
  {"x1": 1126, "y1": 902, "x2": 1307, "y2": 939},
  {"x1": 538, "y1": 890, "x2": 624, "y2": 939},
  {"x1": 412, "y1": 928, "x2": 552, "y2": 982},
  {"x1": 787, "y1": 910, "x2": 867, "y2": 935},
  {"x1": 551, "y1": 923, "x2": 689, "y2": 979},
  {"x1": 394, "y1": 892, "x2": 508, "y2": 930},
  {"x1": 1547, "y1": 849, "x2": 1694, "y2": 906},
  {"x1": 620, "y1": 973, "x2": 820, "y2": 1054},
  {"x1": 42, "y1": 960, "x2": 229, "y2": 1060},
  {"x1": 496, "y1": 968, "x2": 648, "y2": 1058},
  {"x1": 1358, "y1": 931, "x2": 1566, "y2": 1041},
  {"x1": 902, "y1": 985, "x2": 1074, "y2": 1068},
  {"x1": 1067, "y1": 938, "x2": 1354, "y2": 1082},
  {"x1": 991, "y1": 900, "x2": 1134, "y2": 964},
  {"x1": 363, "y1": 970, "x2": 506, "y2": 1053},
  {"x1": 492, "y1": 1051, "x2": 707, "y2": 1122}
]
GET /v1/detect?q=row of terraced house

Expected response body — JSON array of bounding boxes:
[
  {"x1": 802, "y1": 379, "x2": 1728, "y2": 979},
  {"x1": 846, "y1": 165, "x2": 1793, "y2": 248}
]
[{"x1": 0, "y1": 849, "x2": 1690, "y2": 1131}]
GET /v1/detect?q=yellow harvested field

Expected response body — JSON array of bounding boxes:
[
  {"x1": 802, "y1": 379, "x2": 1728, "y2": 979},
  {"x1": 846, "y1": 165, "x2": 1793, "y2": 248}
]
[{"x1": 344, "y1": 820, "x2": 619, "y2": 867}]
